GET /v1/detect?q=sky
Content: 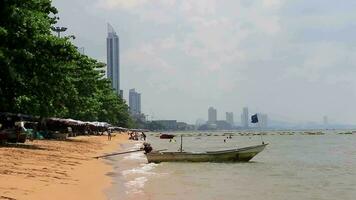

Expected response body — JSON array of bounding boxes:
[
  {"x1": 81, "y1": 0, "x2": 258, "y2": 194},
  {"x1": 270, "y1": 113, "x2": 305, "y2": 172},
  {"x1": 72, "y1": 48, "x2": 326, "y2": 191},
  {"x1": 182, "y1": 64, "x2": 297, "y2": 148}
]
[{"x1": 53, "y1": 0, "x2": 356, "y2": 125}]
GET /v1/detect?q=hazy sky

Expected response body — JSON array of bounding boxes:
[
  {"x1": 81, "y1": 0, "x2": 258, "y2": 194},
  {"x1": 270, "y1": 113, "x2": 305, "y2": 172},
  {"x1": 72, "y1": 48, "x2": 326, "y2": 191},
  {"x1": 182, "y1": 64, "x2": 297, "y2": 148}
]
[{"x1": 53, "y1": 0, "x2": 356, "y2": 124}]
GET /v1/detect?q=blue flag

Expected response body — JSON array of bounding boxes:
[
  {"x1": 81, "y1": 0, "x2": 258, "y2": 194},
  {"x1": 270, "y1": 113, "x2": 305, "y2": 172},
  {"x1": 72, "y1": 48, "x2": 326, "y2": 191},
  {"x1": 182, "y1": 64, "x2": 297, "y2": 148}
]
[{"x1": 251, "y1": 114, "x2": 258, "y2": 123}]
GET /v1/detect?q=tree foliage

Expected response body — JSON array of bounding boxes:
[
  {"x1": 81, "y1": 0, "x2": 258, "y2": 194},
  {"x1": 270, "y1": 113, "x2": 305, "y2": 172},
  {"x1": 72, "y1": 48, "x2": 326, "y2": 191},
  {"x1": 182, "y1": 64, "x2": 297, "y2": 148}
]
[{"x1": 0, "y1": 0, "x2": 131, "y2": 127}]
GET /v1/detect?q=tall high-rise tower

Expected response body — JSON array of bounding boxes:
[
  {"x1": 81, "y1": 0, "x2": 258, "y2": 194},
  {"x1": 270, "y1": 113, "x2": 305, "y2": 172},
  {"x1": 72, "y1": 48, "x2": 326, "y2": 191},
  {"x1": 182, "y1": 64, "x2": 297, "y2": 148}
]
[
  {"x1": 241, "y1": 107, "x2": 249, "y2": 128},
  {"x1": 323, "y1": 116, "x2": 328, "y2": 127},
  {"x1": 226, "y1": 112, "x2": 234, "y2": 125},
  {"x1": 208, "y1": 107, "x2": 217, "y2": 123},
  {"x1": 257, "y1": 113, "x2": 268, "y2": 128},
  {"x1": 129, "y1": 89, "x2": 141, "y2": 115},
  {"x1": 106, "y1": 23, "x2": 120, "y2": 96}
]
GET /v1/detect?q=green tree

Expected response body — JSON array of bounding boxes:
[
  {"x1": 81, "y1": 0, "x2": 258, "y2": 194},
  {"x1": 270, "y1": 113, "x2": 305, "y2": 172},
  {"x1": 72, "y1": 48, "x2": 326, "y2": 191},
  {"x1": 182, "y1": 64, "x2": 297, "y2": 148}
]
[{"x1": 0, "y1": 0, "x2": 132, "y2": 127}]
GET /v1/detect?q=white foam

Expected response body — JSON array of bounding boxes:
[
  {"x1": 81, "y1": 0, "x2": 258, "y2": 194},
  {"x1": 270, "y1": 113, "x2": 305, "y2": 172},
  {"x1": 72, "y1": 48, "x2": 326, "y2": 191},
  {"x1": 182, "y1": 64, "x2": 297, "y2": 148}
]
[
  {"x1": 122, "y1": 163, "x2": 158, "y2": 176},
  {"x1": 122, "y1": 142, "x2": 146, "y2": 161},
  {"x1": 132, "y1": 142, "x2": 143, "y2": 149},
  {"x1": 123, "y1": 152, "x2": 146, "y2": 161},
  {"x1": 125, "y1": 177, "x2": 148, "y2": 194}
]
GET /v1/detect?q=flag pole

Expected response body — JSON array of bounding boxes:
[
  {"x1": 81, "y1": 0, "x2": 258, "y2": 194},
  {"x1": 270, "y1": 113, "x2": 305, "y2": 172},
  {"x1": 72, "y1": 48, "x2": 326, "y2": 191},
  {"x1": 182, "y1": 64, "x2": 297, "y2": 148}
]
[
  {"x1": 259, "y1": 119, "x2": 265, "y2": 144},
  {"x1": 252, "y1": 113, "x2": 264, "y2": 144},
  {"x1": 258, "y1": 115, "x2": 264, "y2": 144}
]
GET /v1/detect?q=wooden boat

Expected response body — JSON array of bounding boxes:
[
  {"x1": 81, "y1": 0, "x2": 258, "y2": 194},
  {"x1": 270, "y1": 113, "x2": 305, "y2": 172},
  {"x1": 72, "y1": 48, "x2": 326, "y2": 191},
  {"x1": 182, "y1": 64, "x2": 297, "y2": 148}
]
[
  {"x1": 94, "y1": 137, "x2": 267, "y2": 163},
  {"x1": 143, "y1": 135, "x2": 268, "y2": 163},
  {"x1": 159, "y1": 133, "x2": 175, "y2": 139},
  {"x1": 146, "y1": 143, "x2": 268, "y2": 163}
]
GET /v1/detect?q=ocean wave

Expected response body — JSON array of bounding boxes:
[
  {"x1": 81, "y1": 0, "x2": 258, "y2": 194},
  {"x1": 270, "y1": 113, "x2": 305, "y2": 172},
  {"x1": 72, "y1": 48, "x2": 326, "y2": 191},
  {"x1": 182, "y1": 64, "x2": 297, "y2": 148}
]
[
  {"x1": 122, "y1": 163, "x2": 158, "y2": 176},
  {"x1": 123, "y1": 152, "x2": 146, "y2": 161},
  {"x1": 125, "y1": 176, "x2": 148, "y2": 194},
  {"x1": 129, "y1": 142, "x2": 143, "y2": 150}
]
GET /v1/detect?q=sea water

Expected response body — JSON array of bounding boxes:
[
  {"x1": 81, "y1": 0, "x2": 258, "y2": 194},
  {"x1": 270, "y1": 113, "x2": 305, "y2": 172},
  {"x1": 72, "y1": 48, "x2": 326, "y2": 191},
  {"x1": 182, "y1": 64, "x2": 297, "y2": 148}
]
[{"x1": 107, "y1": 131, "x2": 356, "y2": 200}]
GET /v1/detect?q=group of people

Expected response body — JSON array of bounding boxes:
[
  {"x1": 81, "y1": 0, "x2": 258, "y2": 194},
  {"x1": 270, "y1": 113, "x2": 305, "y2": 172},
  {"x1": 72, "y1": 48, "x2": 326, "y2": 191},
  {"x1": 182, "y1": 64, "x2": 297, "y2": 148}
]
[
  {"x1": 128, "y1": 131, "x2": 146, "y2": 141},
  {"x1": 106, "y1": 130, "x2": 147, "y2": 141},
  {"x1": 223, "y1": 135, "x2": 233, "y2": 143}
]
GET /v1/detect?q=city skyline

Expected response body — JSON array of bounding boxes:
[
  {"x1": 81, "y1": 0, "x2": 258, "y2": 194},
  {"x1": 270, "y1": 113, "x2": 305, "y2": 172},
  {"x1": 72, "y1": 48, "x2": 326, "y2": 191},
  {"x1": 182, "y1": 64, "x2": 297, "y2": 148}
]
[{"x1": 53, "y1": 0, "x2": 356, "y2": 125}]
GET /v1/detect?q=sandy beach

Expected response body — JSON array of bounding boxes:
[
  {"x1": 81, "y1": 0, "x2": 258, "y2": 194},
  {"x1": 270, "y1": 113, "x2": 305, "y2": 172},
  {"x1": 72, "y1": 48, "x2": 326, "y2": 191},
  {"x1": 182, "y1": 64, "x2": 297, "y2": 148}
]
[{"x1": 0, "y1": 133, "x2": 129, "y2": 200}]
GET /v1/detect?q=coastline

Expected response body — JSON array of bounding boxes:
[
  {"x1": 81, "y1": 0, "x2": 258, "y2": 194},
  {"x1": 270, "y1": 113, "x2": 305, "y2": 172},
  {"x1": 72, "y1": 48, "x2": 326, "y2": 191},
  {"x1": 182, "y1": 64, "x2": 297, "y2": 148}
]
[
  {"x1": 0, "y1": 133, "x2": 129, "y2": 200},
  {"x1": 105, "y1": 141, "x2": 148, "y2": 200}
]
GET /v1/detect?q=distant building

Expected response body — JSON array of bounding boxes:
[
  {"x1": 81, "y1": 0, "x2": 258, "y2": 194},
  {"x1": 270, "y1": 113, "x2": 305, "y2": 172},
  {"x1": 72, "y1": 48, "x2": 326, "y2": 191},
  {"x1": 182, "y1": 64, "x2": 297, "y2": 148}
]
[
  {"x1": 241, "y1": 107, "x2": 249, "y2": 128},
  {"x1": 323, "y1": 116, "x2": 328, "y2": 127},
  {"x1": 106, "y1": 23, "x2": 120, "y2": 96},
  {"x1": 198, "y1": 120, "x2": 232, "y2": 130},
  {"x1": 208, "y1": 107, "x2": 217, "y2": 123},
  {"x1": 257, "y1": 113, "x2": 268, "y2": 128},
  {"x1": 323, "y1": 115, "x2": 329, "y2": 128},
  {"x1": 120, "y1": 90, "x2": 123, "y2": 98},
  {"x1": 263, "y1": 114, "x2": 268, "y2": 128},
  {"x1": 195, "y1": 119, "x2": 206, "y2": 127},
  {"x1": 132, "y1": 113, "x2": 146, "y2": 122},
  {"x1": 226, "y1": 112, "x2": 234, "y2": 125},
  {"x1": 153, "y1": 120, "x2": 177, "y2": 130},
  {"x1": 216, "y1": 120, "x2": 232, "y2": 130},
  {"x1": 129, "y1": 89, "x2": 141, "y2": 115},
  {"x1": 177, "y1": 122, "x2": 196, "y2": 131}
]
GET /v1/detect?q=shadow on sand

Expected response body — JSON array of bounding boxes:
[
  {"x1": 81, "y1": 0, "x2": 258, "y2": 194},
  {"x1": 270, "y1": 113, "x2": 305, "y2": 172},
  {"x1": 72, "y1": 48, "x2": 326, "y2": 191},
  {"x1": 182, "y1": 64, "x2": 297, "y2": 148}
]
[{"x1": 0, "y1": 143, "x2": 46, "y2": 150}]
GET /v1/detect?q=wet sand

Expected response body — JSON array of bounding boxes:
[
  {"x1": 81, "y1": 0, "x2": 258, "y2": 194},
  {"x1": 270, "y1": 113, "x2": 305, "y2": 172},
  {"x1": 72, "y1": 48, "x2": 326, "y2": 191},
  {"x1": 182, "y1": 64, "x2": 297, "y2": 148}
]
[{"x1": 0, "y1": 133, "x2": 129, "y2": 200}]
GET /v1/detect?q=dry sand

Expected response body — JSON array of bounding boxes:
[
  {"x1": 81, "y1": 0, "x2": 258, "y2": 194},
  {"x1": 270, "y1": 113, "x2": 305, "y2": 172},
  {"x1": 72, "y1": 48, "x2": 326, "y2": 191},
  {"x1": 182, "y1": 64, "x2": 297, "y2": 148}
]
[{"x1": 0, "y1": 133, "x2": 129, "y2": 200}]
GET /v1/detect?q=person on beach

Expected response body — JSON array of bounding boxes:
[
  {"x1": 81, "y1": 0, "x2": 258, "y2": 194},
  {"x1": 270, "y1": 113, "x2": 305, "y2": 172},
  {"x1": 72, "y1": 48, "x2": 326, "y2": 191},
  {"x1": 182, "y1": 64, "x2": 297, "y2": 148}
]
[
  {"x1": 108, "y1": 130, "x2": 112, "y2": 141},
  {"x1": 142, "y1": 132, "x2": 146, "y2": 141},
  {"x1": 67, "y1": 126, "x2": 72, "y2": 137}
]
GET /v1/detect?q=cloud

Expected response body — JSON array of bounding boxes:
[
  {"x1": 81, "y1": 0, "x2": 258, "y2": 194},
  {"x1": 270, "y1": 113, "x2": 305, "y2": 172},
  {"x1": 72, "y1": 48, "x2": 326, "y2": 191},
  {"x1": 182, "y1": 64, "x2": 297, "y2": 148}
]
[
  {"x1": 94, "y1": 0, "x2": 177, "y2": 24},
  {"x1": 54, "y1": 0, "x2": 356, "y2": 123},
  {"x1": 180, "y1": 0, "x2": 217, "y2": 15},
  {"x1": 96, "y1": 0, "x2": 148, "y2": 10},
  {"x1": 282, "y1": 41, "x2": 356, "y2": 85},
  {"x1": 263, "y1": 0, "x2": 282, "y2": 8}
]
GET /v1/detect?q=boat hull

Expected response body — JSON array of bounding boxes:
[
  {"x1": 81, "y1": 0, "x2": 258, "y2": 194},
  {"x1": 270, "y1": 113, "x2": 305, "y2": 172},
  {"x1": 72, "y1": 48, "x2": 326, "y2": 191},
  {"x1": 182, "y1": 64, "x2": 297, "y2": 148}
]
[
  {"x1": 146, "y1": 144, "x2": 267, "y2": 163},
  {"x1": 159, "y1": 134, "x2": 175, "y2": 139}
]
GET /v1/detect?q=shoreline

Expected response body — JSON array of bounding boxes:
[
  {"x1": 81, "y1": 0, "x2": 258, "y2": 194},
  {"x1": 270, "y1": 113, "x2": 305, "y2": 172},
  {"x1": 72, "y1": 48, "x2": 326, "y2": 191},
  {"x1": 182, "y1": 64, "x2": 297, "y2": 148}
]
[
  {"x1": 0, "y1": 133, "x2": 129, "y2": 200},
  {"x1": 105, "y1": 141, "x2": 147, "y2": 200}
]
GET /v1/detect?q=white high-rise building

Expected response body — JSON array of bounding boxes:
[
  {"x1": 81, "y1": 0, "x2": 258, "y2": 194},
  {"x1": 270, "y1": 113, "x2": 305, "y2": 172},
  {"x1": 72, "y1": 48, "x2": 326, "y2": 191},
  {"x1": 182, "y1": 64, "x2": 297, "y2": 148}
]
[
  {"x1": 258, "y1": 113, "x2": 268, "y2": 128},
  {"x1": 106, "y1": 23, "x2": 121, "y2": 96},
  {"x1": 208, "y1": 107, "x2": 217, "y2": 123},
  {"x1": 226, "y1": 112, "x2": 234, "y2": 125},
  {"x1": 241, "y1": 107, "x2": 249, "y2": 128},
  {"x1": 323, "y1": 116, "x2": 328, "y2": 127},
  {"x1": 129, "y1": 89, "x2": 141, "y2": 115}
]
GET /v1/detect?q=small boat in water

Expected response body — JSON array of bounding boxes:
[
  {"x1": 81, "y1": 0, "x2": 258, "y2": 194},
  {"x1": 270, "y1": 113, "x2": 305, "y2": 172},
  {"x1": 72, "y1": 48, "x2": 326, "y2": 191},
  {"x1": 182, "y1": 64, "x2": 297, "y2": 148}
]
[
  {"x1": 145, "y1": 135, "x2": 268, "y2": 163},
  {"x1": 159, "y1": 133, "x2": 175, "y2": 139},
  {"x1": 95, "y1": 136, "x2": 267, "y2": 163}
]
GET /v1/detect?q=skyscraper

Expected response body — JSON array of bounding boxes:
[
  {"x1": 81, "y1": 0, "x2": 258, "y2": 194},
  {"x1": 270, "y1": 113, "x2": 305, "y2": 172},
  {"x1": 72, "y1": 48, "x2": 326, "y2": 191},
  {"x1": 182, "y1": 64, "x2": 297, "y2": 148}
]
[
  {"x1": 226, "y1": 112, "x2": 234, "y2": 125},
  {"x1": 323, "y1": 116, "x2": 328, "y2": 127},
  {"x1": 208, "y1": 107, "x2": 217, "y2": 123},
  {"x1": 258, "y1": 113, "x2": 268, "y2": 128},
  {"x1": 241, "y1": 107, "x2": 249, "y2": 128},
  {"x1": 106, "y1": 23, "x2": 120, "y2": 96},
  {"x1": 129, "y1": 89, "x2": 141, "y2": 115}
]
